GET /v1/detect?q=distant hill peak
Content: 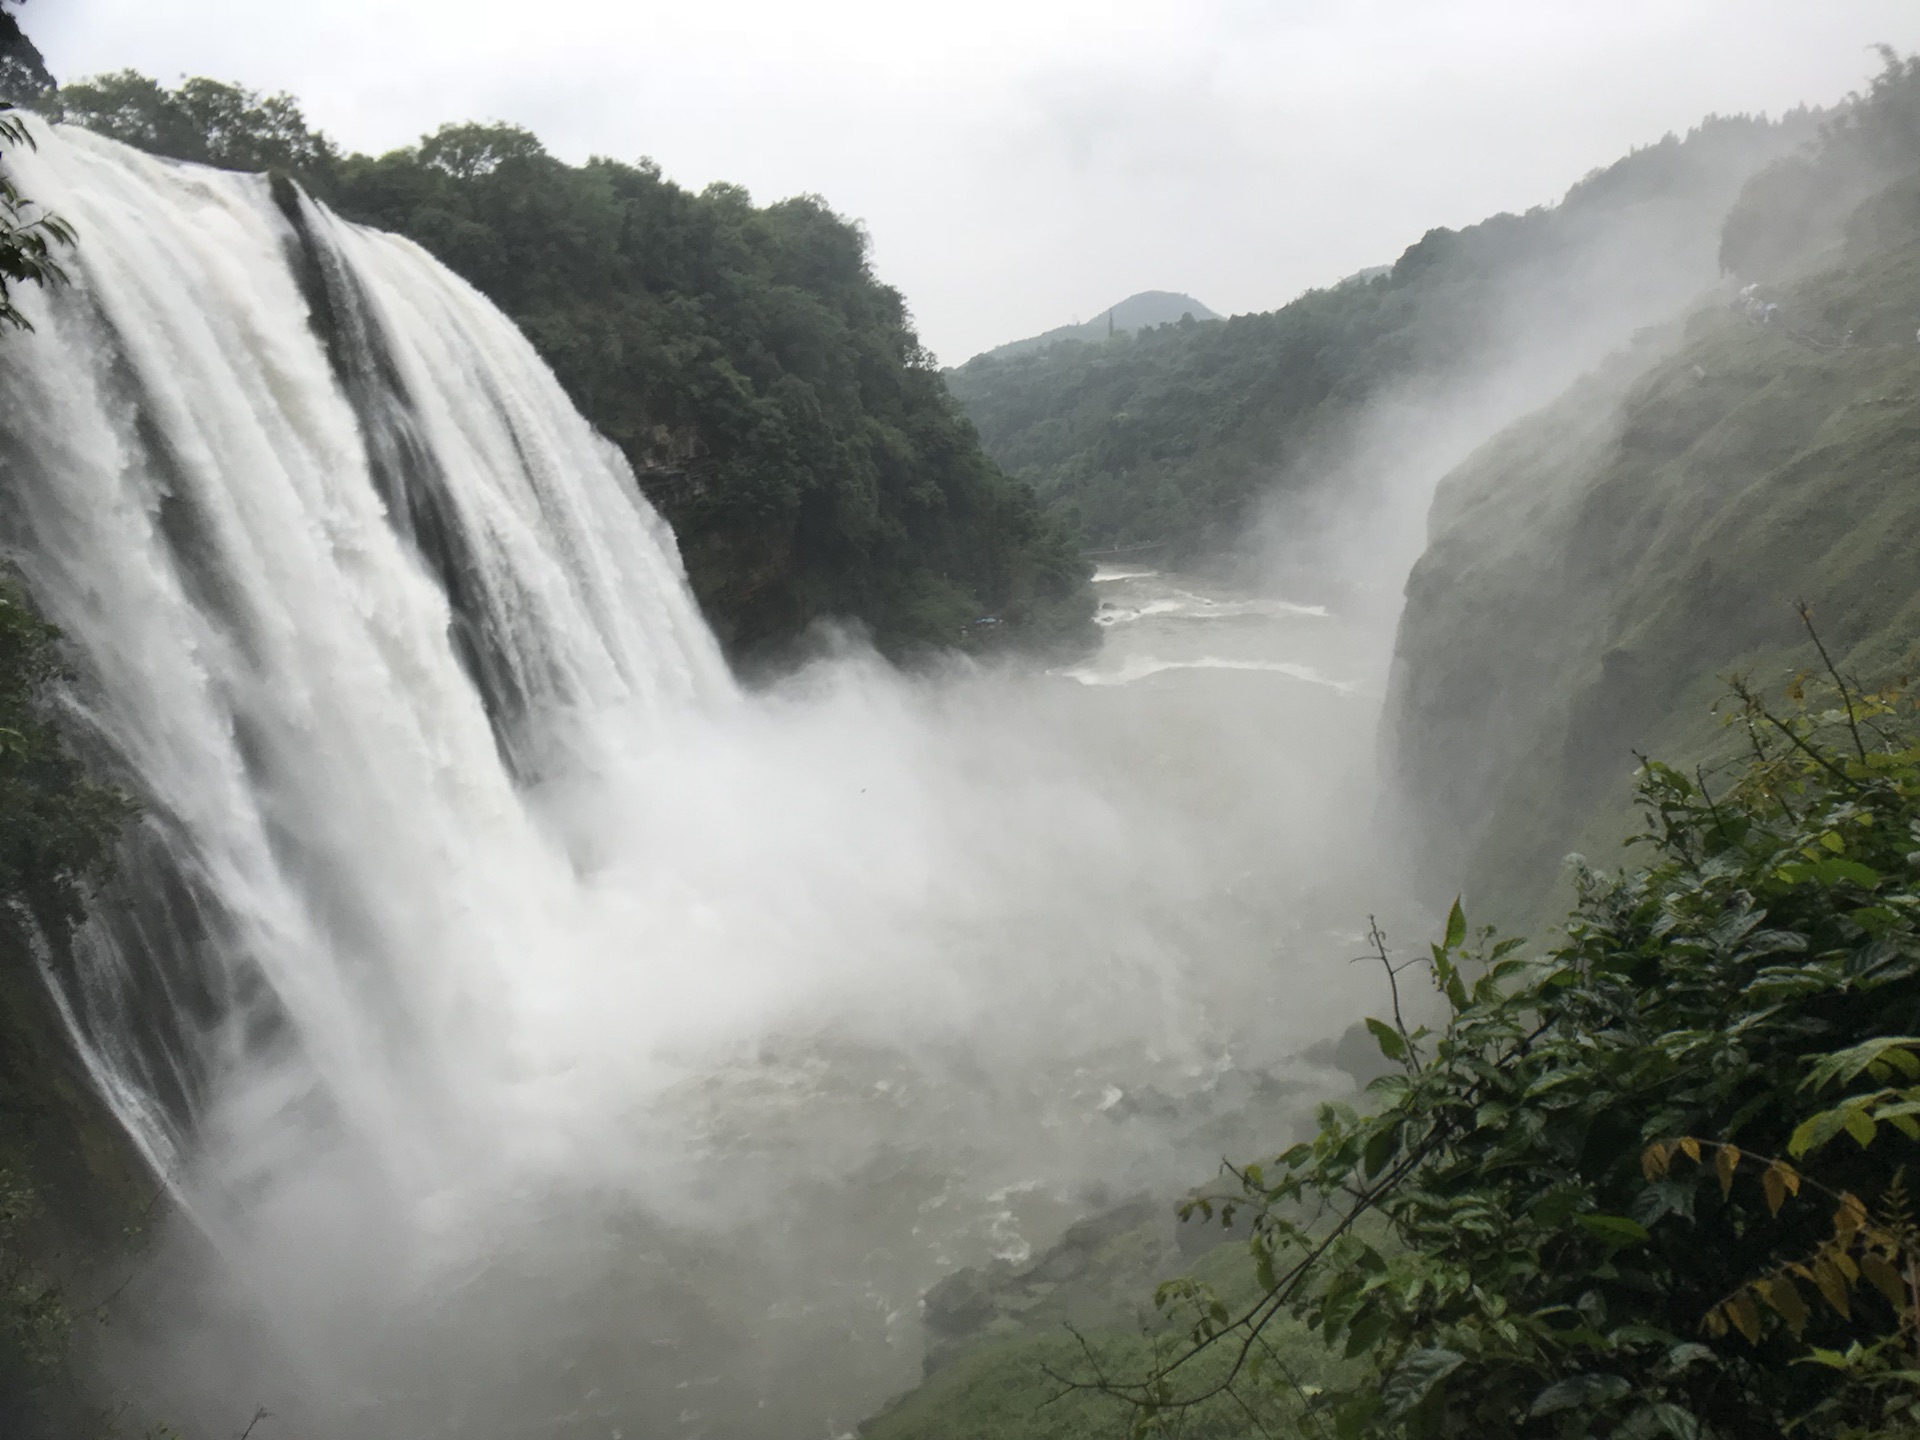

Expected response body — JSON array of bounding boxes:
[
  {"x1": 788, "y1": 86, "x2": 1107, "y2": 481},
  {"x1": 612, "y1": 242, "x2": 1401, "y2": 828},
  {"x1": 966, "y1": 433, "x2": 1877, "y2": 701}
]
[{"x1": 967, "y1": 291, "x2": 1220, "y2": 364}]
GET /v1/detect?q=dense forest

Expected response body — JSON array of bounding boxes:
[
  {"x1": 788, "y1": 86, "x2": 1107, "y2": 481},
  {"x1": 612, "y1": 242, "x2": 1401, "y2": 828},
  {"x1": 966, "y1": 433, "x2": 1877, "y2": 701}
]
[
  {"x1": 37, "y1": 72, "x2": 1093, "y2": 664},
  {"x1": 946, "y1": 114, "x2": 1818, "y2": 558}
]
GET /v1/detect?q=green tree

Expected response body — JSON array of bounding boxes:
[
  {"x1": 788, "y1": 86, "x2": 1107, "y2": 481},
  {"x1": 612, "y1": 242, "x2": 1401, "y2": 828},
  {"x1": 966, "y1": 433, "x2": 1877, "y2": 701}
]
[
  {"x1": 0, "y1": 103, "x2": 71, "y2": 332},
  {"x1": 46, "y1": 71, "x2": 338, "y2": 179},
  {"x1": 0, "y1": 1, "x2": 51, "y2": 105}
]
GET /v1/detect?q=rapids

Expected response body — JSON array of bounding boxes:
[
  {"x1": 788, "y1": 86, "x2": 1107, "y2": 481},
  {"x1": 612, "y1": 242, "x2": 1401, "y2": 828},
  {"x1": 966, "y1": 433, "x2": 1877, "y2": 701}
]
[{"x1": 0, "y1": 124, "x2": 1391, "y2": 1436}]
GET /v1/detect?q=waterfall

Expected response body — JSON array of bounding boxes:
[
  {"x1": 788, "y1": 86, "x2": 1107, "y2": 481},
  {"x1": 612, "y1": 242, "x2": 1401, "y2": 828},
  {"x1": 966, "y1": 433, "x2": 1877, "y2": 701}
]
[
  {"x1": 0, "y1": 121, "x2": 1388, "y2": 1434},
  {"x1": 0, "y1": 120, "x2": 734, "y2": 1196}
]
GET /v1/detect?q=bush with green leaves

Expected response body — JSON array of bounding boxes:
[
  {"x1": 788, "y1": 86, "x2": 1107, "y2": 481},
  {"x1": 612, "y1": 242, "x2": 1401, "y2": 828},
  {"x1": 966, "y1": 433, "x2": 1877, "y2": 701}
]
[
  {"x1": 0, "y1": 104, "x2": 71, "y2": 332},
  {"x1": 1083, "y1": 642, "x2": 1920, "y2": 1439}
]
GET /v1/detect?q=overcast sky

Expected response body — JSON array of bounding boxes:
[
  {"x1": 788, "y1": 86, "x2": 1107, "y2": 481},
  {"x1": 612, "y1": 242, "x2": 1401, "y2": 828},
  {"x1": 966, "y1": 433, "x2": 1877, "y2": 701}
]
[{"x1": 26, "y1": 1, "x2": 1920, "y2": 363}]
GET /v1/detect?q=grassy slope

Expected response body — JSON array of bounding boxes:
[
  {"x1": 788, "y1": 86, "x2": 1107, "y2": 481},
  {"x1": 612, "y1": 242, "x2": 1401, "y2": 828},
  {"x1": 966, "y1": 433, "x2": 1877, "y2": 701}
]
[{"x1": 1386, "y1": 174, "x2": 1920, "y2": 924}]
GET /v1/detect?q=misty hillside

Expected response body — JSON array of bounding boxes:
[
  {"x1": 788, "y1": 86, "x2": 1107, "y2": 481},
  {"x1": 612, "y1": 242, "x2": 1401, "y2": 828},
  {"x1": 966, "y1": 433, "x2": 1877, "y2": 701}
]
[
  {"x1": 946, "y1": 114, "x2": 1819, "y2": 556},
  {"x1": 1387, "y1": 55, "x2": 1920, "y2": 922},
  {"x1": 966, "y1": 290, "x2": 1220, "y2": 363}
]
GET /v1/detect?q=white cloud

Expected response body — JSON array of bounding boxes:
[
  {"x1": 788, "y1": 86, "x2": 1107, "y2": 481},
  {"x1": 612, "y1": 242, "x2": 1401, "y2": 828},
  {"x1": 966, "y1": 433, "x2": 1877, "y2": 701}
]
[{"x1": 26, "y1": 0, "x2": 1920, "y2": 361}]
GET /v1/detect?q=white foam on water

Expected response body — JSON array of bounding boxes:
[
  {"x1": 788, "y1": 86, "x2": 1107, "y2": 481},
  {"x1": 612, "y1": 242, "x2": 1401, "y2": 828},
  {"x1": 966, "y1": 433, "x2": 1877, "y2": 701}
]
[
  {"x1": 1095, "y1": 590, "x2": 1332, "y2": 627},
  {"x1": 1056, "y1": 655, "x2": 1359, "y2": 692}
]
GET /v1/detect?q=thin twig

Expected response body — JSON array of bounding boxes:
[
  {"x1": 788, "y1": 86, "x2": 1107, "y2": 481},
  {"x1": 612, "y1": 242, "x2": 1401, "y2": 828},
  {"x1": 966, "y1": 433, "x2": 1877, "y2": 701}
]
[{"x1": 1799, "y1": 602, "x2": 1868, "y2": 763}]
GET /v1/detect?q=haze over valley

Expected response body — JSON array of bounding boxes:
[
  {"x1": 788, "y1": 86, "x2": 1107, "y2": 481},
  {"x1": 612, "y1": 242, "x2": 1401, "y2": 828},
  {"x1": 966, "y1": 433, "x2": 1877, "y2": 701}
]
[{"x1": 3, "y1": 7, "x2": 1920, "y2": 1440}]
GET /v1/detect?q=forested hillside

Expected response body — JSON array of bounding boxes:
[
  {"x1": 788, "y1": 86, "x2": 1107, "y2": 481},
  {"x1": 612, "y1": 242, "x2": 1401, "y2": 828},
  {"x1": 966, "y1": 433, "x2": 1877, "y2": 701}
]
[
  {"x1": 1387, "y1": 52, "x2": 1920, "y2": 922},
  {"x1": 40, "y1": 74, "x2": 1092, "y2": 664},
  {"x1": 946, "y1": 115, "x2": 1816, "y2": 557}
]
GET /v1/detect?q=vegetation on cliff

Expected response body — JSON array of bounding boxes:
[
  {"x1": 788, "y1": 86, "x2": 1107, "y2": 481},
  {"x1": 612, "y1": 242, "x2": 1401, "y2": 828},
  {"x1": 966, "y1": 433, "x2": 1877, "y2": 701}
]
[
  {"x1": 870, "y1": 664, "x2": 1920, "y2": 1440},
  {"x1": 0, "y1": 1, "x2": 50, "y2": 107},
  {"x1": 0, "y1": 562, "x2": 144, "y2": 1433},
  {"x1": 945, "y1": 114, "x2": 1811, "y2": 558},
  {"x1": 0, "y1": 102, "x2": 146, "y2": 1435},
  {"x1": 1043, "y1": 664, "x2": 1918, "y2": 1439},
  {"x1": 44, "y1": 72, "x2": 1092, "y2": 664},
  {"x1": 1387, "y1": 54, "x2": 1920, "y2": 923}
]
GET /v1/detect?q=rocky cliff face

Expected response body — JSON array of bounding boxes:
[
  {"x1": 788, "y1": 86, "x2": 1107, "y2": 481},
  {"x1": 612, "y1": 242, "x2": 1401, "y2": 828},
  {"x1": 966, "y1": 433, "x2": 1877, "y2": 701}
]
[{"x1": 1384, "y1": 172, "x2": 1920, "y2": 922}]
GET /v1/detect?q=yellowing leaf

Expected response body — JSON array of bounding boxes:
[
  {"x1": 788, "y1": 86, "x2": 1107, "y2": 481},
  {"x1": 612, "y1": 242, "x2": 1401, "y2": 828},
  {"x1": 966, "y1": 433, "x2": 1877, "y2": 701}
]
[
  {"x1": 1642, "y1": 1141, "x2": 1672, "y2": 1182},
  {"x1": 1835, "y1": 1193, "x2": 1869, "y2": 1243},
  {"x1": 1727, "y1": 1291, "x2": 1764, "y2": 1343},
  {"x1": 1859, "y1": 1251, "x2": 1907, "y2": 1312},
  {"x1": 1679, "y1": 1137, "x2": 1701, "y2": 1163},
  {"x1": 1763, "y1": 1161, "x2": 1800, "y2": 1217},
  {"x1": 1716, "y1": 1144, "x2": 1741, "y2": 1199},
  {"x1": 1811, "y1": 1256, "x2": 1852, "y2": 1319},
  {"x1": 1758, "y1": 1276, "x2": 1810, "y2": 1337}
]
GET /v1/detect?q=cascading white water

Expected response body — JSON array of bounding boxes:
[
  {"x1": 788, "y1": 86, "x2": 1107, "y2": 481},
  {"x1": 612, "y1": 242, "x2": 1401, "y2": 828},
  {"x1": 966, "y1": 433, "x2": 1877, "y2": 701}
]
[
  {"x1": 0, "y1": 122, "x2": 1391, "y2": 1435},
  {"x1": 0, "y1": 118, "x2": 739, "y2": 1179}
]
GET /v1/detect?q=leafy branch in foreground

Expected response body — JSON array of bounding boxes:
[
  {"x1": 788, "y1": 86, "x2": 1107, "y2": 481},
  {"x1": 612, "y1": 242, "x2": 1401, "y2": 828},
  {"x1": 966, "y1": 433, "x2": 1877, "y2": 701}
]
[
  {"x1": 1061, "y1": 629, "x2": 1920, "y2": 1438},
  {"x1": 0, "y1": 102, "x2": 71, "y2": 331}
]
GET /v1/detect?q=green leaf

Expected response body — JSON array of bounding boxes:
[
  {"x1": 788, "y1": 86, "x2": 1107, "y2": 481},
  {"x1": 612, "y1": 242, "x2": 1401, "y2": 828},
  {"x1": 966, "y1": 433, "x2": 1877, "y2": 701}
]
[
  {"x1": 1790, "y1": 1107, "x2": 1852, "y2": 1158},
  {"x1": 1655, "y1": 1342, "x2": 1716, "y2": 1378},
  {"x1": 1343, "y1": 1307, "x2": 1391, "y2": 1359},
  {"x1": 1365, "y1": 1017, "x2": 1407, "y2": 1063},
  {"x1": 1380, "y1": 1347, "x2": 1465, "y2": 1420},
  {"x1": 1444, "y1": 897, "x2": 1467, "y2": 950},
  {"x1": 1573, "y1": 1214, "x2": 1650, "y2": 1246},
  {"x1": 1615, "y1": 1402, "x2": 1703, "y2": 1440},
  {"x1": 1362, "y1": 1122, "x2": 1401, "y2": 1180},
  {"x1": 1528, "y1": 1372, "x2": 1632, "y2": 1417},
  {"x1": 1813, "y1": 857, "x2": 1882, "y2": 889},
  {"x1": 1844, "y1": 1107, "x2": 1878, "y2": 1148}
]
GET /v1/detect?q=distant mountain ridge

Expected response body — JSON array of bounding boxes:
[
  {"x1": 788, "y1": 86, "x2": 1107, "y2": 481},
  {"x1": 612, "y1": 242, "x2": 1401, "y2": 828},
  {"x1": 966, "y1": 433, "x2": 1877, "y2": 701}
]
[
  {"x1": 969, "y1": 290, "x2": 1220, "y2": 363},
  {"x1": 943, "y1": 112, "x2": 1820, "y2": 555}
]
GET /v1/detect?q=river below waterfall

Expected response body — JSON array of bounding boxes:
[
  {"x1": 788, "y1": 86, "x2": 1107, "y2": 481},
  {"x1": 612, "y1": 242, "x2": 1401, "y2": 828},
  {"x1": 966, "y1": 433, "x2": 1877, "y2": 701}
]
[
  {"x1": 109, "y1": 563, "x2": 1401, "y2": 1440},
  {"x1": 210, "y1": 565, "x2": 1399, "y2": 1440}
]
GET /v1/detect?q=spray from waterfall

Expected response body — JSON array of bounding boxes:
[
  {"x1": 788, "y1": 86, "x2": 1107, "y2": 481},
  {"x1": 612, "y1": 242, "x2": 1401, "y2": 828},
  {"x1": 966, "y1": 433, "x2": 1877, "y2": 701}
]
[{"x1": 0, "y1": 122, "x2": 1399, "y2": 1436}]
